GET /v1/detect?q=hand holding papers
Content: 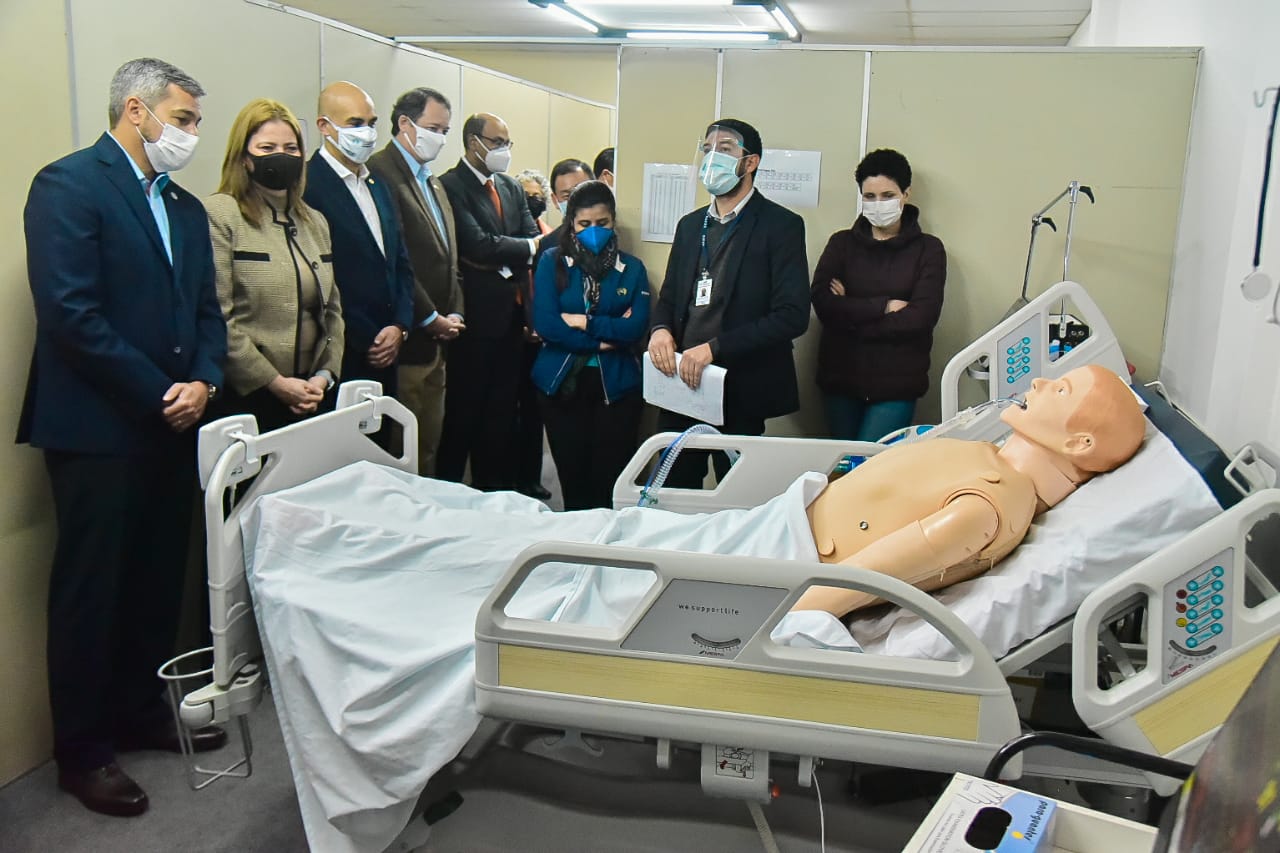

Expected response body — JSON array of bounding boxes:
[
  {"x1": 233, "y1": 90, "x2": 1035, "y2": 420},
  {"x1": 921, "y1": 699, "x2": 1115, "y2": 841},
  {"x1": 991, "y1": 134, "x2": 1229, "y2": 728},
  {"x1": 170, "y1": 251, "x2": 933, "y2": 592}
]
[{"x1": 643, "y1": 351, "x2": 726, "y2": 425}]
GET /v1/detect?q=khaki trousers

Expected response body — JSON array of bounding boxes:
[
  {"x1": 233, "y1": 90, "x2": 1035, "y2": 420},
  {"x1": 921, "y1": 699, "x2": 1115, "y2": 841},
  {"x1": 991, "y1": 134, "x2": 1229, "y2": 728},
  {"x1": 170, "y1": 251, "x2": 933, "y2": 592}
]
[{"x1": 397, "y1": 351, "x2": 447, "y2": 476}]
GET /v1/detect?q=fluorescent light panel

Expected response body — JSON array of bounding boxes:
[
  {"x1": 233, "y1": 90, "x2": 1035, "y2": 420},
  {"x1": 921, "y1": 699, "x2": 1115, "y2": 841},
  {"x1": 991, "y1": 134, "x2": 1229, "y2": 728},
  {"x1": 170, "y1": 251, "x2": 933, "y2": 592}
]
[
  {"x1": 567, "y1": 0, "x2": 732, "y2": 6},
  {"x1": 770, "y1": 5, "x2": 799, "y2": 39},
  {"x1": 546, "y1": 2, "x2": 599, "y2": 32},
  {"x1": 625, "y1": 30, "x2": 772, "y2": 41}
]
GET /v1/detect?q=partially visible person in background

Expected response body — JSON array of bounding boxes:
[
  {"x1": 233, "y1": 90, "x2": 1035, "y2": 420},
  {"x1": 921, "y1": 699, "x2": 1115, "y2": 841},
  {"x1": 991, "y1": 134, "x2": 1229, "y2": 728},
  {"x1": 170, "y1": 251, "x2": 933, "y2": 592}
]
[
  {"x1": 207, "y1": 98, "x2": 344, "y2": 432},
  {"x1": 538, "y1": 158, "x2": 595, "y2": 261},
  {"x1": 512, "y1": 166, "x2": 554, "y2": 498},
  {"x1": 532, "y1": 180, "x2": 650, "y2": 509},
  {"x1": 811, "y1": 148, "x2": 946, "y2": 442},
  {"x1": 516, "y1": 168, "x2": 552, "y2": 237},
  {"x1": 593, "y1": 147, "x2": 615, "y2": 190}
]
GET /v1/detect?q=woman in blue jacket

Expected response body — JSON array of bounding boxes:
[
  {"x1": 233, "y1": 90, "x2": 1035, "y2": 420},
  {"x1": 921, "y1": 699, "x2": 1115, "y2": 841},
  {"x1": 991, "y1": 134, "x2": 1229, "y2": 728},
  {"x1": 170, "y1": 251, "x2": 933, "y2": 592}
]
[{"x1": 532, "y1": 180, "x2": 650, "y2": 510}]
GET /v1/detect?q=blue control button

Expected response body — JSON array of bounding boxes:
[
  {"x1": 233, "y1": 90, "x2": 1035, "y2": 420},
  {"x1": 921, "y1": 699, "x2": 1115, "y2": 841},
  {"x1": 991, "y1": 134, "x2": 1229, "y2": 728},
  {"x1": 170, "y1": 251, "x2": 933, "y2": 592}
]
[
  {"x1": 1022, "y1": 337, "x2": 1031, "y2": 344},
  {"x1": 1008, "y1": 366, "x2": 1017, "y2": 375},
  {"x1": 1212, "y1": 609, "x2": 1223, "y2": 620},
  {"x1": 1211, "y1": 595, "x2": 1224, "y2": 606},
  {"x1": 1007, "y1": 346, "x2": 1016, "y2": 355},
  {"x1": 1187, "y1": 594, "x2": 1200, "y2": 606},
  {"x1": 1212, "y1": 580, "x2": 1224, "y2": 592},
  {"x1": 1188, "y1": 580, "x2": 1200, "y2": 591},
  {"x1": 1187, "y1": 609, "x2": 1199, "y2": 620},
  {"x1": 1212, "y1": 566, "x2": 1224, "y2": 577},
  {"x1": 1007, "y1": 376, "x2": 1016, "y2": 384},
  {"x1": 1211, "y1": 623, "x2": 1223, "y2": 634},
  {"x1": 1187, "y1": 623, "x2": 1199, "y2": 633},
  {"x1": 1187, "y1": 637, "x2": 1198, "y2": 648},
  {"x1": 1008, "y1": 357, "x2": 1016, "y2": 365}
]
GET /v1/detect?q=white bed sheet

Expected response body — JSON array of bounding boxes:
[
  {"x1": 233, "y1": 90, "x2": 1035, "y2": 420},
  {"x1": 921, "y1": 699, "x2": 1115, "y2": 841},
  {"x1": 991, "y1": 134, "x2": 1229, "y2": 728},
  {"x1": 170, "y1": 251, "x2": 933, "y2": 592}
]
[{"x1": 245, "y1": 467, "x2": 825, "y2": 853}]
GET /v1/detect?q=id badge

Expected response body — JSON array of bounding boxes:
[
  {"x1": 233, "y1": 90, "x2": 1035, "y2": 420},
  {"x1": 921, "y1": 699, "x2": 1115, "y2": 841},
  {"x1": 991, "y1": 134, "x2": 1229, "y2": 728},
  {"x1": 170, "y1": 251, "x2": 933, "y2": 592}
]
[{"x1": 695, "y1": 274, "x2": 713, "y2": 307}]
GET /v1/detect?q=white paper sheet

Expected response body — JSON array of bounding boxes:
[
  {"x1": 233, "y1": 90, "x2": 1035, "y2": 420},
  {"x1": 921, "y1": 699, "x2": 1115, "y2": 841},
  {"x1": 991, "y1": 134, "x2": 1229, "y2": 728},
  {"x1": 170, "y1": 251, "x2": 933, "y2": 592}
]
[
  {"x1": 643, "y1": 351, "x2": 726, "y2": 425},
  {"x1": 641, "y1": 163, "x2": 696, "y2": 243},
  {"x1": 755, "y1": 148, "x2": 822, "y2": 208}
]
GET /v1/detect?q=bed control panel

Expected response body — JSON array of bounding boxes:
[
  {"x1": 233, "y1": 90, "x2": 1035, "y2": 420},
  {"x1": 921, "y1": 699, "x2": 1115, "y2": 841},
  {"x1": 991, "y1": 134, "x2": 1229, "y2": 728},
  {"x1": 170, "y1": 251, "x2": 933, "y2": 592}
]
[
  {"x1": 996, "y1": 317, "x2": 1041, "y2": 398},
  {"x1": 621, "y1": 580, "x2": 788, "y2": 660},
  {"x1": 1162, "y1": 548, "x2": 1234, "y2": 684}
]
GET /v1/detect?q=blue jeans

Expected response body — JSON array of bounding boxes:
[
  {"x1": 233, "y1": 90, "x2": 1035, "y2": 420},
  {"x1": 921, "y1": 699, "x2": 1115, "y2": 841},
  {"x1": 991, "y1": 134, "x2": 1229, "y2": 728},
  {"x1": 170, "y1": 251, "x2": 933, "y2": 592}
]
[{"x1": 824, "y1": 395, "x2": 917, "y2": 442}]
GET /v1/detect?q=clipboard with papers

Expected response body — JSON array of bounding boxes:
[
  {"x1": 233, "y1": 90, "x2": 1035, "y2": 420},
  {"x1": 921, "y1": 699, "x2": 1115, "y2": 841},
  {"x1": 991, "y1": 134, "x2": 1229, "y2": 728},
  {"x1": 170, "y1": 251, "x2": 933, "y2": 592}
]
[{"x1": 642, "y1": 351, "x2": 726, "y2": 425}]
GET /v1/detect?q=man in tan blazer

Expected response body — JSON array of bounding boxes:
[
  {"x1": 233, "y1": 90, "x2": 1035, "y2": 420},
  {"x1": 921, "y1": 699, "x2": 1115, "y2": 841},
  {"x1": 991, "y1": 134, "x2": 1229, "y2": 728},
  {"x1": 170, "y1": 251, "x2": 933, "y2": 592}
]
[{"x1": 369, "y1": 87, "x2": 465, "y2": 475}]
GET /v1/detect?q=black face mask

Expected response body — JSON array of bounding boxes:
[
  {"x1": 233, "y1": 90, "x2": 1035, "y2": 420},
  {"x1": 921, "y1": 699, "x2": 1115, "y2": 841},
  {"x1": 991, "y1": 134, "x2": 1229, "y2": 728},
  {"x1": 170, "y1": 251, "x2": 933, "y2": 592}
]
[
  {"x1": 526, "y1": 195, "x2": 547, "y2": 220},
  {"x1": 248, "y1": 152, "x2": 304, "y2": 192}
]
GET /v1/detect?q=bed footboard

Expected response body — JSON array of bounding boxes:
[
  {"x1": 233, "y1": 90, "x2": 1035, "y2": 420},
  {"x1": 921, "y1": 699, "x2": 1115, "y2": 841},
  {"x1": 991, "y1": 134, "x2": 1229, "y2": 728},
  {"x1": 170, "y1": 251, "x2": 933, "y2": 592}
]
[
  {"x1": 475, "y1": 544, "x2": 1023, "y2": 791},
  {"x1": 1072, "y1": 488, "x2": 1280, "y2": 795}
]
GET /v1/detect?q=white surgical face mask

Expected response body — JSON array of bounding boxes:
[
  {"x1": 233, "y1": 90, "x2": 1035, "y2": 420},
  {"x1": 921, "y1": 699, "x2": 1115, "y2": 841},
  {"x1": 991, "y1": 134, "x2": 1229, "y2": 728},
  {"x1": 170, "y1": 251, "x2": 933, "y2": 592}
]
[
  {"x1": 323, "y1": 117, "x2": 377, "y2": 165},
  {"x1": 477, "y1": 137, "x2": 512, "y2": 174},
  {"x1": 410, "y1": 122, "x2": 446, "y2": 163},
  {"x1": 137, "y1": 103, "x2": 198, "y2": 173},
  {"x1": 862, "y1": 197, "x2": 903, "y2": 228},
  {"x1": 557, "y1": 200, "x2": 568, "y2": 216}
]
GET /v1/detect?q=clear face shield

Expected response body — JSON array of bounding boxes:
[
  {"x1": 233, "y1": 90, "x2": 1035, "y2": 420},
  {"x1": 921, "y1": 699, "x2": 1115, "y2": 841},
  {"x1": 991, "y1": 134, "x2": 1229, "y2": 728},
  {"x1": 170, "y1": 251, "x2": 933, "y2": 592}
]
[{"x1": 689, "y1": 125, "x2": 750, "y2": 199}]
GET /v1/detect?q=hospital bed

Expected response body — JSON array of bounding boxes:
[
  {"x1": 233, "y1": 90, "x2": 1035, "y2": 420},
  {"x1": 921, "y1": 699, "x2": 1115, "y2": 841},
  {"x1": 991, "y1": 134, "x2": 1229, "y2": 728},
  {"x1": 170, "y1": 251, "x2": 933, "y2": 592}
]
[{"x1": 179, "y1": 281, "x2": 1280, "y2": 852}]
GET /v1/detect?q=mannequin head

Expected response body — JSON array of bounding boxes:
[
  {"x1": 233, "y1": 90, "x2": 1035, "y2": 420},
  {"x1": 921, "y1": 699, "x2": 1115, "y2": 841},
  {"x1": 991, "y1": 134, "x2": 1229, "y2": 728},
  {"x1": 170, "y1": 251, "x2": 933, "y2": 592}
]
[{"x1": 1001, "y1": 364, "x2": 1145, "y2": 473}]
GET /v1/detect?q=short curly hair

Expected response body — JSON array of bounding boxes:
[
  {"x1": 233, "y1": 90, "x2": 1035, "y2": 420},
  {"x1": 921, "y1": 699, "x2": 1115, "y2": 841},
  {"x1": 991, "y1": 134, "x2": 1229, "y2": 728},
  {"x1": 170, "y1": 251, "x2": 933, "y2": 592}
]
[
  {"x1": 514, "y1": 168, "x2": 550, "y2": 199},
  {"x1": 855, "y1": 148, "x2": 912, "y2": 192}
]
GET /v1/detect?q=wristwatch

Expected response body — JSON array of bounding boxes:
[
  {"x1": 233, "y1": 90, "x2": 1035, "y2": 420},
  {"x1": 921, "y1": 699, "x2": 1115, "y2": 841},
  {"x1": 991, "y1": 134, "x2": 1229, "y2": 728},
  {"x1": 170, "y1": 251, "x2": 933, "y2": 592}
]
[
  {"x1": 204, "y1": 382, "x2": 219, "y2": 402},
  {"x1": 315, "y1": 369, "x2": 336, "y2": 392}
]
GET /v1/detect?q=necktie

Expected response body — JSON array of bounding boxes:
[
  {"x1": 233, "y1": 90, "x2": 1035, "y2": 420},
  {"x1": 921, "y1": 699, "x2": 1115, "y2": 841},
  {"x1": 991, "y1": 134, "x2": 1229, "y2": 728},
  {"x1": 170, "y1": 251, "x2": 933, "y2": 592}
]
[
  {"x1": 417, "y1": 169, "x2": 449, "y2": 250},
  {"x1": 485, "y1": 179, "x2": 504, "y2": 222}
]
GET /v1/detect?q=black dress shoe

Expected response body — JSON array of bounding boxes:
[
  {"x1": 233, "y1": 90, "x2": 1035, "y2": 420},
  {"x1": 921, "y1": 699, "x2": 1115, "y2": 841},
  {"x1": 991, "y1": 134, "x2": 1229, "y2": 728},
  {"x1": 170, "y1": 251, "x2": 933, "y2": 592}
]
[
  {"x1": 117, "y1": 720, "x2": 228, "y2": 754},
  {"x1": 58, "y1": 763, "x2": 149, "y2": 817},
  {"x1": 518, "y1": 483, "x2": 552, "y2": 500}
]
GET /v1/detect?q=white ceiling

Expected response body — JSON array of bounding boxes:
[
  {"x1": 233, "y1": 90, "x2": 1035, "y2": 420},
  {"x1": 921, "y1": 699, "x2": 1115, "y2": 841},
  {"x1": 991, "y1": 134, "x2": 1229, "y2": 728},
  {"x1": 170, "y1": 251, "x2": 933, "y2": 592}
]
[{"x1": 283, "y1": 0, "x2": 1095, "y2": 47}]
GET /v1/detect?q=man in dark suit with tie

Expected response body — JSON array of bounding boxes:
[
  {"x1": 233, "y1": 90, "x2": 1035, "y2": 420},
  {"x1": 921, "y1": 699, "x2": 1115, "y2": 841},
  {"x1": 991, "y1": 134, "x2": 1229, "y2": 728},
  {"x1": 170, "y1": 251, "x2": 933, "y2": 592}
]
[
  {"x1": 368, "y1": 87, "x2": 465, "y2": 476},
  {"x1": 304, "y1": 81, "x2": 414, "y2": 398},
  {"x1": 18, "y1": 57, "x2": 228, "y2": 816},
  {"x1": 437, "y1": 113, "x2": 541, "y2": 491},
  {"x1": 648, "y1": 118, "x2": 810, "y2": 487}
]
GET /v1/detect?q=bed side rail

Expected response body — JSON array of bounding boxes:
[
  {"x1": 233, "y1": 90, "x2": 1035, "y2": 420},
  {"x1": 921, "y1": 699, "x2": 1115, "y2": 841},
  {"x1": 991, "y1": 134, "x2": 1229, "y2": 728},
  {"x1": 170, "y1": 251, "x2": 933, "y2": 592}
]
[
  {"x1": 1072, "y1": 488, "x2": 1280, "y2": 793},
  {"x1": 612, "y1": 433, "x2": 883, "y2": 512},
  {"x1": 198, "y1": 382, "x2": 417, "y2": 692},
  {"x1": 475, "y1": 543, "x2": 1023, "y2": 778},
  {"x1": 1225, "y1": 442, "x2": 1280, "y2": 497},
  {"x1": 940, "y1": 280, "x2": 1128, "y2": 420}
]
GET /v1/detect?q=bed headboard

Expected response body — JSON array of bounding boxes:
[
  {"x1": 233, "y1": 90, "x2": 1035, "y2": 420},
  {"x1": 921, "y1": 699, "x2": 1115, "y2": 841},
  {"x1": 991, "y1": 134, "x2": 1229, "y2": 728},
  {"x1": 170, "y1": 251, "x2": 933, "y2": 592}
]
[
  {"x1": 199, "y1": 381, "x2": 417, "y2": 688},
  {"x1": 939, "y1": 280, "x2": 1129, "y2": 420}
]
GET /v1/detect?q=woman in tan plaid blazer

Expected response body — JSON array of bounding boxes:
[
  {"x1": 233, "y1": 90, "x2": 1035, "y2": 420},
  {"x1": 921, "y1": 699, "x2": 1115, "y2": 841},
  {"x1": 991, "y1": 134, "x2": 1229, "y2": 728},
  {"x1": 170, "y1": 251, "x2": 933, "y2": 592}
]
[{"x1": 206, "y1": 98, "x2": 344, "y2": 432}]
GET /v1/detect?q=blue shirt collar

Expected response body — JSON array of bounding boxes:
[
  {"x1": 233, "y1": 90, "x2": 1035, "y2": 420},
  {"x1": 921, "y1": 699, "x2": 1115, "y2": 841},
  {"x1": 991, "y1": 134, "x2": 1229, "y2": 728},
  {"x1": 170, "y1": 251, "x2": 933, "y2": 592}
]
[
  {"x1": 393, "y1": 138, "x2": 431, "y2": 182},
  {"x1": 108, "y1": 132, "x2": 169, "y2": 196}
]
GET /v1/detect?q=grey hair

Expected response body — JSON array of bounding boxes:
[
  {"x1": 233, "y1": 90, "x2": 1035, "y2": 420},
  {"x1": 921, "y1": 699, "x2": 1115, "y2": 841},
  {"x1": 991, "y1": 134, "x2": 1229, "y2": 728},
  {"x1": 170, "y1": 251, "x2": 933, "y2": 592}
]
[
  {"x1": 108, "y1": 58, "x2": 205, "y2": 126},
  {"x1": 514, "y1": 168, "x2": 550, "y2": 198}
]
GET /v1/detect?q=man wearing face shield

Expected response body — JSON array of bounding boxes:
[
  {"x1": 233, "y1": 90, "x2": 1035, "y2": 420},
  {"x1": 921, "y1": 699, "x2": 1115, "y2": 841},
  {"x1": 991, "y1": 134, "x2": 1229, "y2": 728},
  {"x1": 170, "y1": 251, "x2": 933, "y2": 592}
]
[
  {"x1": 18, "y1": 57, "x2": 227, "y2": 816},
  {"x1": 648, "y1": 119, "x2": 810, "y2": 486},
  {"x1": 437, "y1": 113, "x2": 542, "y2": 491},
  {"x1": 368, "y1": 87, "x2": 465, "y2": 476},
  {"x1": 304, "y1": 81, "x2": 415, "y2": 399}
]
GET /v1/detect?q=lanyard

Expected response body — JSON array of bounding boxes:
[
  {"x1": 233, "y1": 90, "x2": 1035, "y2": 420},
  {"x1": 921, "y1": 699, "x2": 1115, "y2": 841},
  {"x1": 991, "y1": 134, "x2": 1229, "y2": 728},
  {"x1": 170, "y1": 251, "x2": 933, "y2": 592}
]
[{"x1": 699, "y1": 208, "x2": 744, "y2": 274}]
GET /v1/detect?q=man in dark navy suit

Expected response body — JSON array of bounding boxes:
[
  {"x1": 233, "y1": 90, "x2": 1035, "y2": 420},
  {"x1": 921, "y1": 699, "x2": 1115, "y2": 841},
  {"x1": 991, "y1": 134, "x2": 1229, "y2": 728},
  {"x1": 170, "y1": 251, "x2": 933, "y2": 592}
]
[
  {"x1": 304, "y1": 81, "x2": 414, "y2": 398},
  {"x1": 17, "y1": 58, "x2": 228, "y2": 816}
]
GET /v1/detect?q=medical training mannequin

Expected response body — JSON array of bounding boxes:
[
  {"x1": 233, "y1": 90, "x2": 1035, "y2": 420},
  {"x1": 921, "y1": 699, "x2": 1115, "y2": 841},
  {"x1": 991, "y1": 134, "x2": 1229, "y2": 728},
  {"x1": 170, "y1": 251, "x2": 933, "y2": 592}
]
[{"x1": 795, "y1": 364, "x2": 1146, "y2": 617}]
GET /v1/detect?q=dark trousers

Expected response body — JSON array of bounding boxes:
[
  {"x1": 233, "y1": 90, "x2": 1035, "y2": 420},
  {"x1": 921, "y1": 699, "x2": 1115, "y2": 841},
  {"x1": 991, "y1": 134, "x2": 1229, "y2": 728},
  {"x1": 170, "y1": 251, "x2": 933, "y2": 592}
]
[
  {"x1": 655, "y1": 408, "x2": 767, "y2": 490},
  {"x1": 515, "y1": 340, "x2": 544, "y2": 489},
  {"x1": 436, "y1": 318, "x2": 523, "y2": 491},
  {"x1": 539, "y1": 371, "x2": 642, "y2": 510},
  {"x1": 44, "y1": 448, "x2": 196, "y2": 771}
]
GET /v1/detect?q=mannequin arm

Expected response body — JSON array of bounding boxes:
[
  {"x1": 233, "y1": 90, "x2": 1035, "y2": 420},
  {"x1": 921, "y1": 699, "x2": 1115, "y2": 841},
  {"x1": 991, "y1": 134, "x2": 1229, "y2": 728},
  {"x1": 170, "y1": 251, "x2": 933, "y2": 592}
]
[{"x1": 793, "y1": 494, "x2": 1000, "y2": 617}]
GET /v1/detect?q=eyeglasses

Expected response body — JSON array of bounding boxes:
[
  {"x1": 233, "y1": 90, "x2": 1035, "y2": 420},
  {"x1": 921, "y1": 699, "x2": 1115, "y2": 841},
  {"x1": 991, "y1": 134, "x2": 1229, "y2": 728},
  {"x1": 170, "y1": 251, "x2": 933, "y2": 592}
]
[{"x1": 477, "y1": 134, "x2": 514, "y2": 150}]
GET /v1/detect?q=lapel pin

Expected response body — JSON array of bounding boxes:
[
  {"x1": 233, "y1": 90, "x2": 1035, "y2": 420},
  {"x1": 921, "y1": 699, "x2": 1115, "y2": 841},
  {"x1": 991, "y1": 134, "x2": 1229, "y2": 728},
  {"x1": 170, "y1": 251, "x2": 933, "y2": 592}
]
[
  {"x1": 616, "y1": 287, "x2": 627, "y2": 296},
  {"x1": 170, "y1": 191, "x2": 178, "y2": 200}
]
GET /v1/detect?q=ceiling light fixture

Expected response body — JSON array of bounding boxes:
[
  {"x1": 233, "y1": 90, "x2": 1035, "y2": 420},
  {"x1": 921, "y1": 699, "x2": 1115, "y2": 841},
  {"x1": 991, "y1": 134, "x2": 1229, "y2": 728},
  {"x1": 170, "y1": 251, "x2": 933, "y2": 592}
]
[
  {"x1": 545, "y1": 3, "x2": 600, "y2": 33},
  {"x1": 768, "y1": 5, "x2": 799, "y2": 40},
  {"x1": 624, "y1": 30, "x2": 772, "y2": 42}
]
